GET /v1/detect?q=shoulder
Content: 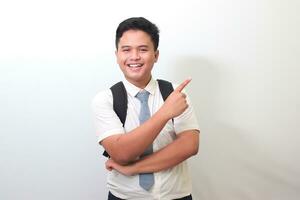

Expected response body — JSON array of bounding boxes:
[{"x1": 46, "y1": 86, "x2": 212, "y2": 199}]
[{"x1": 91, "y1": 89, "x2": 113, "y2": 109}]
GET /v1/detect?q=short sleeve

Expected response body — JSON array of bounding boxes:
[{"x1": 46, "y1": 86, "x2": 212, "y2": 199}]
[
  {"x1": 91, "y1": 89, "x2": 125, "y2": 143},
  {"x1": 172, "y1": 85, "x2": 200, "y2": 134}
]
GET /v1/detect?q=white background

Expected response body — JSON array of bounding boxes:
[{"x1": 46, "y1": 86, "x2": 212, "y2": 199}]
[{"x1": 1, "y1": 0, "x2": 299, "y2": 199}]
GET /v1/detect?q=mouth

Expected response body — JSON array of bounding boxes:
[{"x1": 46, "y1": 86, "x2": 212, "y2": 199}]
[{"x1": 127, "y1": 63, "x2": 143, "y2": 68}]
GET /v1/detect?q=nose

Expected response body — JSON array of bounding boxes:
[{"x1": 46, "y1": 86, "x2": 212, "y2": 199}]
[{"x1": 130, "y1": 49, "x2": 141, "y2": 60}]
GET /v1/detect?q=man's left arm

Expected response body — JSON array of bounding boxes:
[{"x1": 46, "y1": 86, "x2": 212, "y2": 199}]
[{"x1": 106, "y1": 129, "x2": 199, "y2": 176}]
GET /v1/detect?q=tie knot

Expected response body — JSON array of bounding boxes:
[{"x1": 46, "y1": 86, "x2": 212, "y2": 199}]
[{"x1": 136, "y1": 90, "x2": 150, "y2": 103}]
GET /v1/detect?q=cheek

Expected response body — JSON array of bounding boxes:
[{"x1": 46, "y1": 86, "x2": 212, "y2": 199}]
[
  {"x1": 117, "y1": 55, "x2": 127, "y2": 65},
  {"x1": 147, "y1": 57, "x2": 158, "y2": 64},
  {"x1": 143, "y1": 54, "x2": 155, "y2": 62}
]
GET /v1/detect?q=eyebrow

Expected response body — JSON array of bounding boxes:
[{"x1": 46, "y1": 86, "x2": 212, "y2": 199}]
[
  {"x1": 138, "y1": 45, "x2": 149, "y2": 48},
  {"x1": 120, "y1": 45, "x2": 149, "y2": 49}
]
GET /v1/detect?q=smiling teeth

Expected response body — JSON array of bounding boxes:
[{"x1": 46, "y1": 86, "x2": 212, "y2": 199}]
[{"x1": 128, "y1": 64, "x2": 142, "y2": 67}]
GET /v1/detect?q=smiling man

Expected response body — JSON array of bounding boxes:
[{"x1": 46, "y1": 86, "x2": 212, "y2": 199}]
[
  {"x1": 92, "y1": 17, "x2": 200, "y2": 200},
  {"x1": 116, "y1": 29, "x2": 158, "y2": 88}
]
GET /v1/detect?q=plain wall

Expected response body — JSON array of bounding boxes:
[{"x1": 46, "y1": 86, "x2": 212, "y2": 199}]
[{"x1": 1, "y1": 0, "x2": 299, "y2": 199}]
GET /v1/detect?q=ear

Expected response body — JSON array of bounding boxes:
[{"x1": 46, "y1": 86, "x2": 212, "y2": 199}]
[
  {"x1": 154, "y1": 50, "x2": 159, "y2": 62},
  {"x1": 115, "y1": 49, "x2": 118, "y2": 62}
]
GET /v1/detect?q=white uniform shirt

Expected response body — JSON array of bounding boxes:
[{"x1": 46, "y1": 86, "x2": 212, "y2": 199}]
[{"x1": 92, "y1": 77, "x2": 200, "y2": 200}]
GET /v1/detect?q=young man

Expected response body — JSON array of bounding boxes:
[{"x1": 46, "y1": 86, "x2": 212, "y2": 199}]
[{"x1": 92, "y1": 17, "x2": 200, "y2": 200}]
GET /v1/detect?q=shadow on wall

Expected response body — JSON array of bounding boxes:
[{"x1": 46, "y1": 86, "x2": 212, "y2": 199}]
[
  {"x1": 170, "y1": 57, "x2": 299, "y2": 200},
  {"x1": 169, "y1": 56, "x2": 220, "y2": 122}
]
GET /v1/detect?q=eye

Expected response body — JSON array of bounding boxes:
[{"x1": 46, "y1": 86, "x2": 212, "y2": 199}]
[
  {"x1": 140, "y1": 48, "x2": 148, "y2": 52},
  {"x1": 122, "y1": 48, "x2": 130, "y2": 52}
]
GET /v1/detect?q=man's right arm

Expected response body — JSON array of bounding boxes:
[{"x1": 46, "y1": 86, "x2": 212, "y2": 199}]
[
  {"x1": 95, "y1": 79, "x2": 191, "y2": 165},
  {"x1": 101, "y1": 108, "x2": 169, "y2": 165}
]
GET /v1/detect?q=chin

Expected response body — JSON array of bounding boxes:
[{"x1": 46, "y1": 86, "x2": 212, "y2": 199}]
[{"x1": 126, "y1": 75, "x2": 148, "y2": 85}]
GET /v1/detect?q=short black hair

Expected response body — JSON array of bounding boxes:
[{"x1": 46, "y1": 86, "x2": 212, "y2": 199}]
[{"x1": 115, "y1": 17, "x2": 160, "y2": 50}]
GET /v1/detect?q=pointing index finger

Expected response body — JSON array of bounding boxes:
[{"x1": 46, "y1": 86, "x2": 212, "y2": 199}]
[{"x1": 175, "y1": 78, "x2": 192, "y2": 92}]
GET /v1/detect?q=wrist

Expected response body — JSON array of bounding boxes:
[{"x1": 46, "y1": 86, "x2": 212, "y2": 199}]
[
  {"x1": 157, "y1": 106, "x2": 172, "y2": 121},
  {"x1": 130, "y1": 162, "x2": 140, "y2": 175}
]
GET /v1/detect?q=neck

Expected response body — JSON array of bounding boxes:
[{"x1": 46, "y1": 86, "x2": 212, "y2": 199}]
[{"x1": 126, "y1": 76, "x2": 152, "y2": 89}]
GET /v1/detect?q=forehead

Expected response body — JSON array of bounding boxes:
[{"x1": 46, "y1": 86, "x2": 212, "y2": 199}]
[{"x1": 118, "y1": 30, "x2": 154, "y2": 48}]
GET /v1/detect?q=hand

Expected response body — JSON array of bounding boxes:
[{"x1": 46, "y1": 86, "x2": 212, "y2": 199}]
[
  {"x1": 160, "y1": 78, "x2": 191, "y2": 119},
  {"x1": 105, "y1": 159, "x2": 137, "y2": 176}
]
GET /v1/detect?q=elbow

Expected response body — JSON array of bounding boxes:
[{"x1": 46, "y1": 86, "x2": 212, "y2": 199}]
[
  {"x1": 191, "y1": 130, "x2": 200, "y2": 156},
  {"x1": 181, "y1": 144, "x2": 198, "y2": 160},
  {"x1": 110, "y1": 155, "x2": 128, "y2": 165},
  {"x1": 182, "y1": 140, "x2": 199, "y2": 158},
  {"x1": 178, "y1": 130, "x2": 200, "y2": 158},
  {"x1": 110, "y1": 151, "x2": 134, "y2": 165},
  {"x1": 101, "y1": 136, "x2": 136, "y2": 165},
  {"x1": 189, "y1": 135, "x2": 199, "y2": 156},
  {"x1": 185, "y1": 140, "x2": 198, "y2": 157},
  {"x1": 191, "y1": 144, "x2": 199, "y2": 156}
]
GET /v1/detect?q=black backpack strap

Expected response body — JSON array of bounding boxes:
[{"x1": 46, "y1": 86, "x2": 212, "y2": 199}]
[
  {"x1": 103, "y1": 81, "x2": 128, "y2": 157},
  {"x1": 110, "y1": 81, "x2": 128, "y2": 126},
  {"x1": 157, "y1": 79, "x2": 174, "y2": 101},
  {"x1": 157, "y1": 79, "x2": 174, "y2": 123}
]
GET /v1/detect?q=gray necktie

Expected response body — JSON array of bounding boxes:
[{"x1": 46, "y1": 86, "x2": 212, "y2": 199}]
[{"x1": 136, "y1": 90, "x2": 154, "y2": 190}]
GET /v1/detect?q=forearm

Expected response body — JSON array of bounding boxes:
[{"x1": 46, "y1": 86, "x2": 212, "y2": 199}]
[
  {"x1": 103, "y1": 109, "x2": 170, "y2": 164},
  {"x1": 129, "y1": 130, "x2": 199, "y2": 174},
  {"x1": 105, "y1": 130, "x2": 199, "y2": 175}
]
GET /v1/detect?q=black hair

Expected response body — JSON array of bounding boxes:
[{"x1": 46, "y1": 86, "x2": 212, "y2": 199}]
[{"x1": 115, "y1": 17, "x2": 160, "y2": 50}]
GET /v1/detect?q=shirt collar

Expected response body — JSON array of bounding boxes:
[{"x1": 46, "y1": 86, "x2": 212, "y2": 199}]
[{"x1": 122, "y1": 77, "x2": 157, "y2": 97}]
